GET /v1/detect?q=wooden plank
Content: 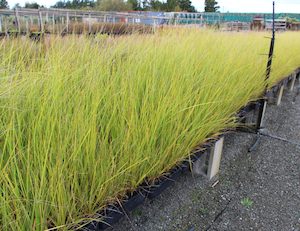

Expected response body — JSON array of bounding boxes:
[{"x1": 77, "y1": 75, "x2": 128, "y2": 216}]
[
  {"x1": 207, "y1": 137, "x2": 224, "y2": 180},
  {"x1": 259, "y1": 101, "x2": 267, "y2": 128},
  {"x1": 289, "y1": 73, "x2": 297, "y2": 91},
  {"x1": 276, "y1": 85, "x2": 284, "y2": 106}
]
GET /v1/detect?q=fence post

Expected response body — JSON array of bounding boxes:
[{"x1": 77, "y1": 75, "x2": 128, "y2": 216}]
[
  {"x1": 0, "y1": 15, "x2": 2, "y2": 33},
  {"x1": 46, "y1": 12, "x2": 49, "y2": 23},
  {"x1": 52, "y1": 14, "x2": 55, "y2": 34},
  {"x1": 88, "y1": 13, "x2": 91, "y2": 34},
  {"x1": 66, "y1": 12, "x2": 69, "y2": 33},
  {"x1": 4, "y1": 16, "x2": 7, "y2": 33},
  {"x1": 38, "y1": 9, "x2": 43, "y2": 32},
  {"x1": 26, "y1": 18, "x2": 29, "y2": 35},
  {"x1": 15, "y1": 8, "x2": 21, "y2": 33}
]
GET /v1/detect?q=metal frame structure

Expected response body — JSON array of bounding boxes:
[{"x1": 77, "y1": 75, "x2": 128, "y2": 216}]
[{"x1": 1, "y1": 8, "x2": 299, "y2": 33}]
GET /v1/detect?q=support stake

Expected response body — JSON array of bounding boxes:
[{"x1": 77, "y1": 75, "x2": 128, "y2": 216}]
[{"x1": 248, "y1": 2, "x2": 276, "y2": 152}]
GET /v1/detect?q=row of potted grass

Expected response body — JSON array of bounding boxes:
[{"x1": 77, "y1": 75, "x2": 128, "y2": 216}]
[{"x1": 0, "y1": 29, "x2": 300, "y2": 230}]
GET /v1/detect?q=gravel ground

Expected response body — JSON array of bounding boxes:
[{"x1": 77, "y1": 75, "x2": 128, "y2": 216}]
[{"x1": 109, "y1": 88, "x2": 300, "y2": 231}]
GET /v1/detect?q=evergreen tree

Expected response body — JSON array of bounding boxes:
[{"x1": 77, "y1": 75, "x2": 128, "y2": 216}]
[
  {"x1": 52, "y1": 0, "x2": 95, "y2": 9},
  {"x1": 97, "y1": 0, "x2": 131, "y2": 11},
  {"x1": 128, "y1": 0, "x2": 142, "y2": 10},
  {"x1": 0, "y1": 0, "x2": 8, "y2": 9},
  {"x1": 204, "y1": 0, "x2": 219, "y2": 12},
  {"x1": 165, "y1": 0, "x2": 179, "y2": 12},
  {"x1": 24, "y1": 2, "x2": 42, "y2": 9},
  {"x1": 141, "y1": 0, "x2": 150, "y2": 10},
  {"x1": 178, "y1": 0, "x2": 195, "y2": 12},
  {"x1": 149, "y1": 0, "x2": 163, "y2": 11}
]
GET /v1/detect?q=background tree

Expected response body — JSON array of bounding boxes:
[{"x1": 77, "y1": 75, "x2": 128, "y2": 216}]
[
  {"x1": 141, "y1": 0, "x2": 150, "y2": 10},
  {"x1": 97, "y1": 0, "x2": 131, "y2": 11},
  {"x1": 164, "y1": 0, "x2": 179, "y2": 12},
  {"x1": 24, "y1": 2, "x2": 42, "y2": 9},
  {"x1": 51, "y1": 0, "x2": 197, "y2": 12},
  {"x1": 52, "y1": 1, "x2": 65, "y2": 8},
  {"x1": 149, "y1": 0, "x2": 163, "y2": 11},
  {"x1": 52, "y1": 0, "x2": 95, "y2": 9},
  {"x1": 178, "y1": 0, "x2": 195, "y2": 12},
  {"x1": 127, "y1": 0, "x2": 142, "y2": 11},
  {"x1": 0, "y1": 0, "x2": 8, "y2": 9},
  {"x1": 13, "y1": 3, "x2": 21, "y2": 9},
  {"x1": 204, "y1": 0, "x2": 219, "y2": 12}
]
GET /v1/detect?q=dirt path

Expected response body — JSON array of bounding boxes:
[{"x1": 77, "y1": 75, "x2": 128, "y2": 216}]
[{"x1": 110, "y1": 89, "x2": 300, "y2": 231}]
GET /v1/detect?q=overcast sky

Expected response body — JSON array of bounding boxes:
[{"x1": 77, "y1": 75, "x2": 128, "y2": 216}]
[{"x1": 6, "y1": 0, "x2": 300, "y2": 13}]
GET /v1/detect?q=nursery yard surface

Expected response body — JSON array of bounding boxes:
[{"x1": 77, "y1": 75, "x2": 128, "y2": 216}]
[{"x1": 111, "y1": 90, "x2": 300, "y2": 230}]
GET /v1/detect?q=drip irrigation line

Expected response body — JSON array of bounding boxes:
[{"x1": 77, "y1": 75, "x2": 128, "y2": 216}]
[
  {"x1": 260, "y1": 132, "x2": 300, "y2": 147},
  {"x1": 204, "y1": 200, "x2": 231, "y2": 231},
  {"x1": 239, "y1": 129, "x2": 300, "y2": 151}
]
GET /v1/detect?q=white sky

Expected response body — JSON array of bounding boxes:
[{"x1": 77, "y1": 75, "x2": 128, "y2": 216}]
[{"x1": 6, "y1": 0, "x2": 300, "y2": 13}]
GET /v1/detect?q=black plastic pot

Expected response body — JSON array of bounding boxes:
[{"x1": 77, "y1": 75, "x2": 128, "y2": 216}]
[
  {"x1": 283, "y1": 78, "x2": 289, "y2": 87},
  {"x1": 81, "y1": 70, "x2": 300, "y2": 231},
  {"x1": 146, "y1": 166, "x2": 183, "y2": 199},
  {"x1": 237, "y1": 101, "x2": 258, "y2": 120},
  {"x1": 122, "y1": 191, "x2": 146, "y2": 212},
  {"x1": 97, "y1": 205, "x2": 124, "y2": 230}
]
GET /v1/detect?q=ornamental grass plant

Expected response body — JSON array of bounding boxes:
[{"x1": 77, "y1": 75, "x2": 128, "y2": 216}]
[{"x1": 0, "y1": 29, "x2": 300, "y2": 230}]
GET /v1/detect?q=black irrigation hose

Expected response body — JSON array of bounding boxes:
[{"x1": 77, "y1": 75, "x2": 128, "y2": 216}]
[
  {"x1": 204, "y1": 201, "x2": 232, "y2": 231},
  {"x1": 260, "y1": 132, "x2": 300, "y2": 147},
  {"x1": 239, "y1": 129, "x2": 300, "y2": 151}
]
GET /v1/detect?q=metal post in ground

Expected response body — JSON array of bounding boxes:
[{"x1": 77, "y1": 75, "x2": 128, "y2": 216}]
[{"x1": 247, "y1": 2, "x2": 276, "y2": 152}]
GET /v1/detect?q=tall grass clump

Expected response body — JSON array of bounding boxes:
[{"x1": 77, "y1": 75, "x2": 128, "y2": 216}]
[{"x1": 1, "y1": 29, "x2": 300, "y2": 230}]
